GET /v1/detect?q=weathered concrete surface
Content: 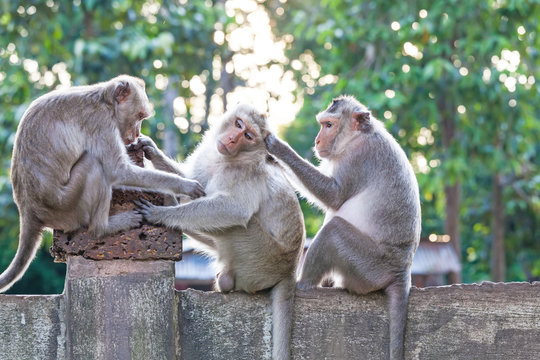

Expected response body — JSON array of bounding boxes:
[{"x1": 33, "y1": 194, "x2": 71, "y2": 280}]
[
  {"x1": 177, "y1": 282, "x2": 540, "y2": 360},
  {"x1": 0, "y1": 294, "x2": 64, "y2": 359},
  {"x1": 64, "y1": 257, "x2": 177, "y2": 360},
  {"x1": 178, "y1": 290, "x2": 273, "y2": 360},
  {"x1": 407, "y1": 282, "x2": 540, "y2": 360}
]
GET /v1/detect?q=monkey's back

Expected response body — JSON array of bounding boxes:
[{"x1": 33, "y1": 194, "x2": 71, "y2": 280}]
[{"x1": 10, "y1": 85, "x2": 117, "y2": 213}]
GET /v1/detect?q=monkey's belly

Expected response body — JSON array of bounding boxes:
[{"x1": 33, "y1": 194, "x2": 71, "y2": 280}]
[{"x1": 327, "y1": 190, "x2": 378, "y2": 241}]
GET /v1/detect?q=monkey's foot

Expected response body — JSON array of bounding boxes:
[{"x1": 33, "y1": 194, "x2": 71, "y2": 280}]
[
  {"x1": 105, "y1": 211, "x2": 143, "y2": 235},
  {"x1": 134, "y1": 198, "x2": 163, "y2": 225}
]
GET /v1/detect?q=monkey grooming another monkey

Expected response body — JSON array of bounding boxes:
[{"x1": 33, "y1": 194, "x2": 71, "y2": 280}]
[
  {"x1": 265, "y1": 95, "x2": 421, "y2": 360},
  {"x1": 135, "y1": 104, "x2": 305, "y2": 360},
  {"x1": 0, "y1": 75, "x2": 205, "y2": 293}
]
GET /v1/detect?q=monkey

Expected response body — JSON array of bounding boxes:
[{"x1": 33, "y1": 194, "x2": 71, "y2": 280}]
[
  {"x1": 0, "y1": 75, "x2": 205, "y2": 293},
  {"x1": 264, "y1": 95, "x2": 421, "y2": 360},
  {"x1": 135, "y1": 104, "x2": 305, "y2": 360}
]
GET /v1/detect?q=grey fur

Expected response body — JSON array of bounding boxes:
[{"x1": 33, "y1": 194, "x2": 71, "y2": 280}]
[
  {"x1": 137, "y1": 104, "x2": 305, "y2": 360},
  {"x1": 265, "y1": 95, "x2": 421, "y2": 360},
  {"x1": 0, "y1": 75, "x2": 204, "y2": 293}
]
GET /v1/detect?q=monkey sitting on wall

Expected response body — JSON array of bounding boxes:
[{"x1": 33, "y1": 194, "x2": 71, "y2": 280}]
[
  {"x1": 0, "y1": 75, "x2": 205, "y2": 293},
  {"x1": 135, "y1": 104, "x2": 305, "y2": 360},
  {"x1": 264, "y1": 95, "x2": 421, "y2": 360}
]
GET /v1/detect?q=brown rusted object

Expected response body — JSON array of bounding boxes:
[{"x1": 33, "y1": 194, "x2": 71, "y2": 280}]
[{"x1": 51, "y1": 145, "x2": 182, "y2": 263}]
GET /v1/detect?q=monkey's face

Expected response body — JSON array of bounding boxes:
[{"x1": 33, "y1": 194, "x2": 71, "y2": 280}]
[
  {"x1": 217, "y1": 115, "x2": 260, "y2": 157},
  {"x1": 314, "y1": 114, "x2": 340, "y2": 158},
  {"x1": 115, "y1": 78, "x2": 154, "y2": 145}
]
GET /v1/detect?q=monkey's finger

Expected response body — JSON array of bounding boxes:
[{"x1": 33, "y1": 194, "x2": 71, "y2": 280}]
[
  {"x1": 189, "y1": 186, "x2": 206, "y2": 199},
  {"x1": 263, "y1": 134, "x2": 278, "y2": 150},
  {"x1": 142, "y1": 146, "x2": 156, "y2": 159},
  {"x1": 133, "y1": 198, "x2": 152, "y2": 210},
  {"x1": 140, "y1": 198, "x2": 154, "y2": 206}
]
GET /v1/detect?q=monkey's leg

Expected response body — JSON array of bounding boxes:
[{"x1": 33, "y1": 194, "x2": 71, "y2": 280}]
[
  {"x1": 297, "y1": 223, "x2": 340, "y2": 290},
  {"x1": 80, "y1": 160, "x2": 141, "y2": 237},
  {"x1": 302, "y1": 216, "x2": 409, "y2": 360},
  {"x1": 183, "y1": 230, "x2": 217, "y2": 249},
  {"x1": 298, "y1": 216, "x2": 393, "y2": 293},
  {"x1": 42, "y1": 151, "x2": 94, "y2": 211}
]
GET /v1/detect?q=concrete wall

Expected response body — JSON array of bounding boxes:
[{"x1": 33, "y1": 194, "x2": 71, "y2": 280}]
[
  {"x1": 0, "y1": 294, "x2": 64, "y2": 359},
  {"x1": 1, "y1": 257, "x2": 539, "y2": 360},
  {"x1": 178, "y1": 282, "x2": 540, "y2": 360}
]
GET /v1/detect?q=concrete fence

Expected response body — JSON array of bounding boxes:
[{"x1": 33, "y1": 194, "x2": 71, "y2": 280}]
[{"x1": 1, "y1": 256, "x2": 539, "y2": 360}]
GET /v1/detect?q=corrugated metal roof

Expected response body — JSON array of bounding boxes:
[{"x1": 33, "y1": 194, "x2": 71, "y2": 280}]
[{"x1": 411, "y1": 242, "x2": 462, "y2": 275}]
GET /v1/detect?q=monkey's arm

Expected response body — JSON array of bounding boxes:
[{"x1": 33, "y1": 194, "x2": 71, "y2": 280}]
[
  {"x1": 137, "y1": 192, "x2": 257, "y2": 232},
  {"x1": 132, "y1": 135, "x2": 186, "y2": 177},
  {"x1": 115, "y1": 162, "x2": 205, "y2": 199},
  {"x1": 265, "y1": 134, "x2": 345, "y2": 209}
]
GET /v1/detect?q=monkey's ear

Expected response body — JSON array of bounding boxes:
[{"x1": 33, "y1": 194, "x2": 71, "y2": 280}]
[
  {"x1": 352, "y1": 111, "x2": 371, "y2": 132},
  {"x1": 114, "y1": 81, "x2": 131, "y2": 104}
]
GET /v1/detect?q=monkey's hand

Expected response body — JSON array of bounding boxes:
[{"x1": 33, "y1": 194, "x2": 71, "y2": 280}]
[
  {"x1": 133, "y1": 134, "x2": 161, "y2": 160},
  {"x1": 134, "y1": 198, "x2": 166, "y2": 226},
  {"x1": 264, "y1": 133, "x2": 288, "y2": 157},
  {"x1": 178, "y1": 178, "x2": 206, "y2": 199}
]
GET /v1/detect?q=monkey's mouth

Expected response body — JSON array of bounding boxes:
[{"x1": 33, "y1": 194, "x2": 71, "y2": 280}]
[
  {"x1": 123, "y1": 137, "x2": 136, "y2": 146},
  {"x1": 316, "y1": 148, "x2": 330, "y2": 158},
  {"x1": 217, "y1": 140, "x2": 231, "y2": 155}
]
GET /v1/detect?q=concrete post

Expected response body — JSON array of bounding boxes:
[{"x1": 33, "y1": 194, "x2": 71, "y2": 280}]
[{"x1": 64, "y1": 257, "x2": 177, "y2": 360}]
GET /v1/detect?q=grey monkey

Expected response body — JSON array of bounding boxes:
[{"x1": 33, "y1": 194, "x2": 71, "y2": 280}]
[
  {"x1": 136, "y1": 104, "x2": 305, "y2": 360},
  {"x1": 0, "y1": 75, "x2": 205, "y2": 293},
  {"x1": 265, "y1": 95, "x2": 421, "y2": 360}
]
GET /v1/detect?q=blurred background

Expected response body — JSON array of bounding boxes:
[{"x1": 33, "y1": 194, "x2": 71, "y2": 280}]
[{"x1": 0, "y1": 0, "x2": 538, "y2": 294}]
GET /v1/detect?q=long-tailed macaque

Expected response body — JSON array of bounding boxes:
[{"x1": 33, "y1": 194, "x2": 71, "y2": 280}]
[
  {"x1": 264, "y1": 95, "x2": 421, "y2": 360},
  {"x1": 0, "y1": 75, "x2": 205, "y2": 293},
  {"x1": 135, "y1": 104, "x2": 305, "y2": 360}
]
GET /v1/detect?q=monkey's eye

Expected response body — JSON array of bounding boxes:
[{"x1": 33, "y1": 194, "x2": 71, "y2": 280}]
[
  {"x1": 244, "y1": 132, "x2": 253, "y2": 140},
  {"x1": 324, "y1": 122, "x2": 333, "y2": 128},
  {"x1": 235, "y1": 118, "x2": 243, "y2": 128}
]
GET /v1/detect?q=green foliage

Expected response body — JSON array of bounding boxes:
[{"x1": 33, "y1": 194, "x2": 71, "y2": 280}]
[
  {"x1": 266, "y1": 0, "x2": 540, "y2": 282},
  {"x1": 1, "y1": 0, "x2": 539, "y2": 293}
]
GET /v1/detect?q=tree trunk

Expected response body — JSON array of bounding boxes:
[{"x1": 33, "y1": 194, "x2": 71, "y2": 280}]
[
  {"x1": 163, "y1": 80, "x2": 179, "y2": 158},
  {"x1": 445, "y1": 183, "x2": 462, "y2": 284},
  {"x1": 491, "y1": 173, "x2": 506, "y2": 282},
  {"x1": 438, "y1": 96, "x2": 462, "y2": 284},
  {"x1": 220, "y1": 53, "x2": 234, "y2": 110}
]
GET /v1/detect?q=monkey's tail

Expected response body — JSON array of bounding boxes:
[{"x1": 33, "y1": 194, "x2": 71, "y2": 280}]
[
  {"x1": 0, "y1": 215, "x2": 43, "y2": 293},
  {"x1": 270, "y1": 276, "x2": 296, "y2": 360},
  {"x1": 385, "y1": 278, "x2": 411, "y2": 360}
]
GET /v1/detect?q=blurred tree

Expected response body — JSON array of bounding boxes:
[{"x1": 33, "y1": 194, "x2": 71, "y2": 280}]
[
  {"x1": 264, "y1": 0, "x2": 540, "y2": 283},
  {"x1": 0, "y1": 0, "x2": 234, "y2": 294}
]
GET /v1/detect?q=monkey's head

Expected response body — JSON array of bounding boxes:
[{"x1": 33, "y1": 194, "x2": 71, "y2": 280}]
[
  {"x1": 106, "y1": 75, "x2": 154, "y2": 145},
  {"x1": 314, "y1": 95, "x2": 372, "y2": 159},
  {"x1": 215, "y1": 104, "x2": 268, "y2": 158}
]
